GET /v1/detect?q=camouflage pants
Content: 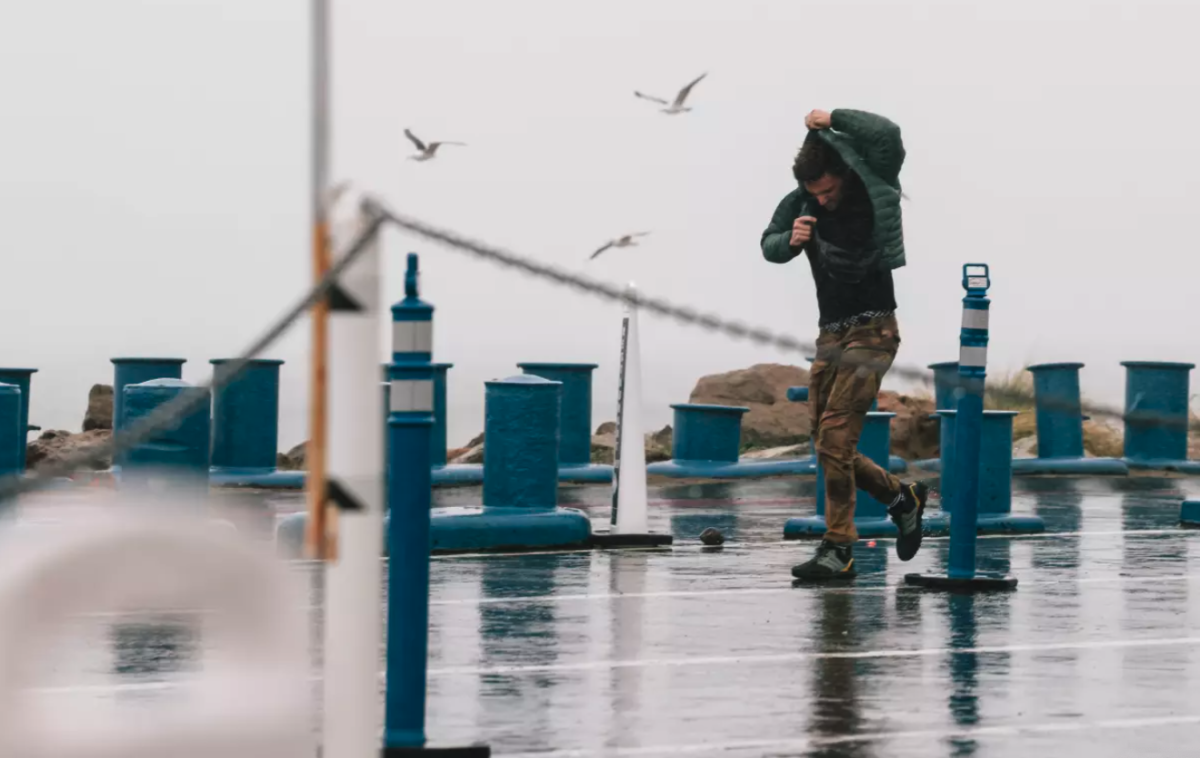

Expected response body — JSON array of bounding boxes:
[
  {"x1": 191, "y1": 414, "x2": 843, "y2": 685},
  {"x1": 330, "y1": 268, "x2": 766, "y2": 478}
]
[{"x1": 810, "y1": 314, "x2": 903, "y2": 543}]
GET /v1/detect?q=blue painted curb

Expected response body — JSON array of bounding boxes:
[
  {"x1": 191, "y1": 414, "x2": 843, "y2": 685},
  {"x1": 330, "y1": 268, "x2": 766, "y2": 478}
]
[
  {"x1": 647, "y1": 458, "x2": 818, "y2": 479},
  {"x1": 1011, "y1": 457, "x2": 1129, "y2": 476},
  {"x1": 783, "y1": 511, "x2": 951, "y2": 540},
  {"x1": 1181, "y1": 500, "x2": 1200, "y2": 527},
  {"x1": 1124, "y1": 458, "x2": 1200, "y2": 475},
  {"x1": 210, "y1": 467, "x2": 305, "y2": 489},
  {"x1": 427, "y1": 505, "x2": 593, "y2": 553},
  {"x1": 431, "y1": 464, "x2": 484, "y2": 486}
]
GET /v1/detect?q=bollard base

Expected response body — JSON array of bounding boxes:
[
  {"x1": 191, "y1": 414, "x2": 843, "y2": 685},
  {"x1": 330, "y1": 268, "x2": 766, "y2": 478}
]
[
  {"x1": 1011, "y1": 457, "x2": 1129, "y2": 476},
  {"x1": 648, "y1": 458, "x2": 818, "y2": 479},
  {"x1": 904, "y1": 572, "x2": 1018, "y2": 592},
  {"x1": 1124, "y1": 458, "x2": 1200, "y2": 475},
  {"x1": 911, "y1": 457, "x2": 941, "y2": 472},
  {"x1": 432, "y1": 464, "x2": 485, "y2": 486},
  {"x1": 974, "y1": 513, "x2": 1046, "y2": 534},
  {"x1": 428, "y1": 506, "x2": 592, "y2": 553},
  {"x1": 783, "y1": 512, "x2": 950, "y2": 540},
  {"x1": 589, "y1": 531, "x2": 674, "y2": 548},
  {"x1": 559, "y1": 463, "x2": 614, "y2": 483},
  {"x1": 382, "y1": 745, "x2": 490, "y2": 757},
  {"x1": 209, "y1": 467, "x2": 305, "y2": 489}
]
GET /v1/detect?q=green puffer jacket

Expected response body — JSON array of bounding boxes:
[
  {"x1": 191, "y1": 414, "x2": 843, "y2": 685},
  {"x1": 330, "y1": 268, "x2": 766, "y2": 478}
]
[{"x1": 761, "y1": 109, "x2": 907, "y2": 270}]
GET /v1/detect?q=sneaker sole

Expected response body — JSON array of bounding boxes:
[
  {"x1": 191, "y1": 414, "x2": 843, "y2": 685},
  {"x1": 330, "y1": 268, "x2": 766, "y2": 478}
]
[{"x1": 791, "y1": 570, "x2": 858, "y2": 582}]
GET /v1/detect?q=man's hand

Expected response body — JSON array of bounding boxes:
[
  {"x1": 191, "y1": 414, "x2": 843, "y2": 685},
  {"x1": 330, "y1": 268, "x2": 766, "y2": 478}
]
[
  {"x1": 790, "y1": 216, "x2": 816, "y2": 246},
  {"x1": 805, "y1": 109, "x2": 832, "y2": 130}
]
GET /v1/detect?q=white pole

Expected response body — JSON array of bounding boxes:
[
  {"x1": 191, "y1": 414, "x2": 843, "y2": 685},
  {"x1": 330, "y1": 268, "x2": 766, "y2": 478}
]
[
  {"x1": 612, "y1": 283, "x2": 649, "y2": 535},
  {"x1": 322, "y1": 204, "x2": 384, "y2": 758}
]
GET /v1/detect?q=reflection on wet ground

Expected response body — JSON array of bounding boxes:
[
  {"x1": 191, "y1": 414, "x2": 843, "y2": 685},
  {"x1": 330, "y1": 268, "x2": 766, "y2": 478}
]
[{"x1": 18, "y1": 476, "x2": 1200, "y2": 757}]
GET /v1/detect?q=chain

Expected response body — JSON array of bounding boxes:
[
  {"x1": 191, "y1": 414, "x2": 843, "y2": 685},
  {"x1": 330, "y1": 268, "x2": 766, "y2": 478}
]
[{"x1": 377, "y1": 205, "x2": 1199, "y2": 436}]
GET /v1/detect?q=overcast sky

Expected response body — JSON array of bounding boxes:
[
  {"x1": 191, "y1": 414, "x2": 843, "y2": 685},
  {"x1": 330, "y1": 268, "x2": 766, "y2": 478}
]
[{"x1": 3, "y1": 0, "x2": 1199, "y2": 450}]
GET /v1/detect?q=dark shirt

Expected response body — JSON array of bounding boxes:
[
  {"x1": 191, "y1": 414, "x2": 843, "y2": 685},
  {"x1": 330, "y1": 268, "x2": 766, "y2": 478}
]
[{"x1": 803, "y1": 174, "x2": 896, "y2": 328}]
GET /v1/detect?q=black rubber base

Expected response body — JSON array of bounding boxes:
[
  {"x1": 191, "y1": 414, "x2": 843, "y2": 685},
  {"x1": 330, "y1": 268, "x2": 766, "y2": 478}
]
[
  {"x1": 904, "y1": 572, "x2": 1018, "y2": 592},
  {"x1": 382, "y1": 745, "x2": 491, "y2": 757},
  {"x1": 589, "y1": 532, "x2": 674, "y2": 548}
]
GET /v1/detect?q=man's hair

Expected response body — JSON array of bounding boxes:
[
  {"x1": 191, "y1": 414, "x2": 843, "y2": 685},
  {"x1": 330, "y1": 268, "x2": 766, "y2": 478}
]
[{"x1": 793, "y1": 133, "x2": 848, "y2": 184}]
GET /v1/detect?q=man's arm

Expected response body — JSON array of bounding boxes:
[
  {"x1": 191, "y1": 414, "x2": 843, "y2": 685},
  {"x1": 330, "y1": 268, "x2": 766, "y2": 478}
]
[
  {"x1": 761, "y1": 191, "x2": 806, "y2": 263},
  {"x1": 810, "y1": 108, "x2": 906, "y2": 186}
]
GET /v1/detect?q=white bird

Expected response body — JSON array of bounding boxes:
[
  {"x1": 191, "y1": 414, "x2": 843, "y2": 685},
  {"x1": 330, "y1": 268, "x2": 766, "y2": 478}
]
[
  {"x1": 404, "y1": 128, "x2": 466, "y2": 161},
  {"x1": 634, "y1": 73, "x2": 707, "y2": 115},
  {"x1": 590, "y1": 232, "x2": 650, "y2": 260}
]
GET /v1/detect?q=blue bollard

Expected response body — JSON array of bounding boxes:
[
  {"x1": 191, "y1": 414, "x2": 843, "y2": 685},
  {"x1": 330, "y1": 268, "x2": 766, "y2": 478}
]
[
  {"x1": 517, "y1": 362, "x2": 611, "y2": 483},
  {"x1": 1011, "y1": 362, "x2": 1128, "y2": 476},
  {"x1": 426, "y1": 375, "x2": 592, "y2": 552},
  {"x1": 906, "y1": 264, "x2": 1017, "y2": 591},
  {"x1": 208, "y1": 358, "x2": 304, "y2": 489},
  {"x1": 783, "y1": 413, "x2": 949, "y2": 539},
  {"x1": 1180, "y1": 499, "x2": 1200, "y2": 528},
  {"x1": 0, "y1": 383, "x2": 22, "y2": 481},
  {"x1": 937, "y1": 410, "x2": 1044, "y2": 533},
  {"x1": 647, "y1": 403, "x2": 816, "y2": 479},
  {"x1": 120, "y1": 378, "x2": 211, "y2": 495},
  {"x1": 430, "y1": 362, "x2": 453, "y2": 467},
  {"x1": 929, "y1": 361, "x2": 961, "y2": 411},
  {"x1": 1121, "y1": 361, "x2": 1200, "y2": 473},
  {"x1": 0, "y1": 368, "x2": 37, "y2": 470},
  {"x1": 912, "y1": 361, "x2": 958, "y2": 471},
  {"x1": 111, "y1": 358, "x2": 186, "y2": 469}
]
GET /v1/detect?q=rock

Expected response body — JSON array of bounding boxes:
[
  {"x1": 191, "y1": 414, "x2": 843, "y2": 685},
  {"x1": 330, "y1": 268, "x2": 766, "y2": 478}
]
[
  {"x1": 699, "y1": 527, "x2": 724, "y2": 546},
  {"x1": 278, "y1": 441, "x2": 306, "y2": 471},
  {"x1": 688, "y1": 363, "x2": 812, "y2": 449},
  {"x1": 646, "y1": 425, "x2": 672, "y2": 462},
  {"x1": 876, "y1": 391, "x2": 940, "y2": 461},
  {"x1": 26, "y1": 429, "x2": 113, "y2": 471},
  {"x1": 591, "y1": 432, "x2": 615, "y2": 465},
  {"x1": 82, "y1": 384, "x2": 114, "y2": 431},
  {"x1": 465, "y1": 431, "x2": 484, "y2": 448},
  {"x1": 595, "y1": 421, "x2": 616, "y2": 435},
  {"x1": 450, "y1": 444, "x2": 483, "y2": 465},
  {"x1": 1012, "y1": 435, "x2": 1038, "y2": 459}
]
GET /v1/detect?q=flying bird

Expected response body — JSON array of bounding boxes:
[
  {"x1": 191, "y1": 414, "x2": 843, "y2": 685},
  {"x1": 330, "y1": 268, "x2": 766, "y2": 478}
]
[
  {"x1": 634, "y1": 73, "x2": 707, "y2": 115},
  {"x1": 404, "y1": 128, "x2": 466, "y2": 161},
  {"x1": 590, "y1": 232, "x2": 650, "y2": 260}
]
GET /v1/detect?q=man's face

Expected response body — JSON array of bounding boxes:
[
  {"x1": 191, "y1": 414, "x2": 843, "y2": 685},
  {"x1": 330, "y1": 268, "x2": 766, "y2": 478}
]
[{"x1": 804, "y1": 173, "x2": 844, "y2": 210}]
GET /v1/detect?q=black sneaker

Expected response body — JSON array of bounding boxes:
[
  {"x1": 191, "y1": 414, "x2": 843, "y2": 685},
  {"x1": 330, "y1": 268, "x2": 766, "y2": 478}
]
[
  {"x1": 792, "y1": 539, "x2": 856, "y2": 581},
  {"x1": 889, "y1": 482, "x2": 928, "y2": 561}
]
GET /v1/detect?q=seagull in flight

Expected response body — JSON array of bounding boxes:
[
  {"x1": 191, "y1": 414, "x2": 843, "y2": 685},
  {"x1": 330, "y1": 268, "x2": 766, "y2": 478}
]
[
  {"x1": 590, "y1": 232, "x2": 650, "y2": 260},
  {"x1": 634, "y1": 73, "x2": 707, "y2": 115},
  {"x1": 404, "y1": 128, "x2": 466, "y2": 161}
]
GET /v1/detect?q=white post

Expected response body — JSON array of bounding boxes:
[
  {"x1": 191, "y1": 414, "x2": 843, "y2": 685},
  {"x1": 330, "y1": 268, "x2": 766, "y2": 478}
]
[
  {"x1": 612, "y1": 283, "x2": 649, "y2": 535},
  {"x1": 322, "y1": 203, "x2": 384, "y2": 758}
]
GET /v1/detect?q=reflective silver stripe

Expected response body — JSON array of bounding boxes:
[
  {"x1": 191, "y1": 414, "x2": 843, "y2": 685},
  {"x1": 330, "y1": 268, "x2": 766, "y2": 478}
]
[
  {"x1": 392, "y1": 321, "x2": 433, "y2": 354},
  {"x1": 959, "y1": 346, "x2": 988, "y2": 368},
  {"x1": 390, "y1": 379, "x2": 434, "y2": 412},
  {"x1": 961, "y1": 308, "x2": 989, "y2": 330}
]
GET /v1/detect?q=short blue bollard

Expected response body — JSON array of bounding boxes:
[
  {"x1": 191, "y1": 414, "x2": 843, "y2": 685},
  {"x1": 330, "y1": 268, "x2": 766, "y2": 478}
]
[
  {"x1": 938, "y1": 410, "x2": 1044, "y2": 533},
  {"x1": 427, "y1": 375, "x2": 592, "y2": 552},
  {"x1": 912, "y1": 361, "x2": 959, "y2": 470},
  {"x1": 120, "y1": 378, "x2": 211, "y2": 495},
  {"x1": 517, "y1": 362, "x2": 611, "y2": 483},
  {"x1": 1121, "y1": 361, "x2": 1200, "y2": 473},
  {"x1": 929, "y1": 361, "x2": 961, "y2": 411},
  {"x1": 1010, "y1": 363, "x2": 1128, "y2": 476},
  {"x1": 0, "y1": 368, "x2": 37, "y2": 470},
  {"x1": 907, "y1": 263, "x2": 1017, "y2": 591},
  {"x1": 1180, "y1": 499, "x2": 1200, "y2": 528},
  {"x1": 111, "y1": 358, "x2": 186, "y2": 469},
  {"x1": 647, "y1": 403, "x2": 816, "y2": 479},
  {"x1": 783, "y1": 413, "x2": 949, "y2": 539},
  {"x1": 0, "y1": 383, "x2": 22, "y2": 482},
  {"x1": 208, "y1": 358, "x2": 303, "y2": 489},
  {"x1": 431, "y1": 362, "x2": 453, "y2": 467}
]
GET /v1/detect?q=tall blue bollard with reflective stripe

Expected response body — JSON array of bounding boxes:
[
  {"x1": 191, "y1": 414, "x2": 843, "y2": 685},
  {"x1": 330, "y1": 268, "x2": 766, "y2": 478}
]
[
  {"x1": 383, "y1": 253, "x2": 489, "y2": 757},
  {"x1": 906, "y1": 264, "x2": 1016, "y2": 592}
]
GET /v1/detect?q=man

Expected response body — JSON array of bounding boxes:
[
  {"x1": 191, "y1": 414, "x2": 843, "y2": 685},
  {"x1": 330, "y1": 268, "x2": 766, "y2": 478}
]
[{"x1": 760, "y1": 107, "x2": 928, "y2": 581}]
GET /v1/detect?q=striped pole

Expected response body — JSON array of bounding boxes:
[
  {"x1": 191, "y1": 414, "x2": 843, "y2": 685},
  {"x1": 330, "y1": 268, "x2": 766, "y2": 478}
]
[
  {"x1": 384, "y1": 253, "x2": 436, "y2": 751},
  {"x1": 948, "y1": 264, "x2": 990, "y2": 579},
  {"x1": 906, "y1": 264, "x2": 1015, "y2": 591},
  {"x1": 322, "y1": 202, "x2": 383, "y2": 758}
]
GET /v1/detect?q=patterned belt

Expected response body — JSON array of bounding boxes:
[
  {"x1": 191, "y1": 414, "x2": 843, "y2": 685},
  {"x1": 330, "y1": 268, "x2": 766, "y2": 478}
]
[{"x1": 820, "y1": 309, "x2": 894, "y2": 334}]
